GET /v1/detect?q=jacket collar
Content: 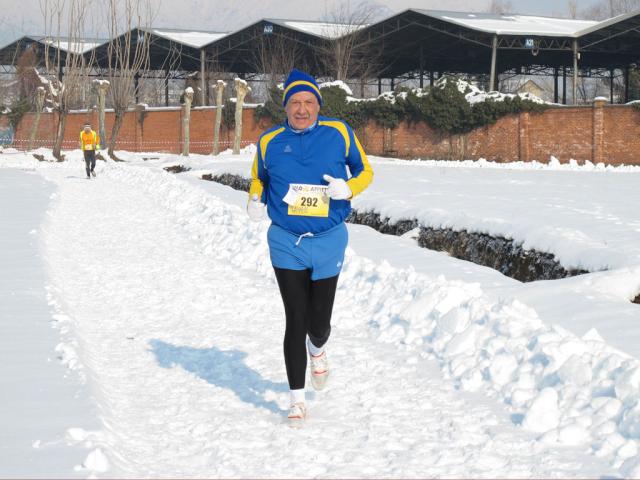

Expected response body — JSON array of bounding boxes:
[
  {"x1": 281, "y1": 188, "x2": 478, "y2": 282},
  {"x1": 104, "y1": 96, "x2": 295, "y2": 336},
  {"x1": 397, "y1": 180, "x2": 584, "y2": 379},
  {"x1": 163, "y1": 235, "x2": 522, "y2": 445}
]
[{"x1": 285, "y1": 119, "x2": 318, "y2": 134}]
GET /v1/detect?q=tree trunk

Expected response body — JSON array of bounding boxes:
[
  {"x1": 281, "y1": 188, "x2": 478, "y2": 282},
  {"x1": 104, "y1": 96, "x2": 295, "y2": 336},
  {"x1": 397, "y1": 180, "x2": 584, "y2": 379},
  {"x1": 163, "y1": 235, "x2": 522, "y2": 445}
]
[
  {"x1": 52, "y1": 112, "x2": 67, "y2": 161},
  {"x1": 28, "y1": 87, "x2": 46, "y2": 151},
  {"x1": 233, "y1": 79, "x2": 250, "y2": 155},
  {"x1": 96, "y1": 82, "x2": 109, "y2": 149},
  {"x1": 108, "y1": 110, "x2": 125, "y2": 161},
  {"x1": 448, "y1": 134, "x2": 467, "y2": 160},
  {"x1": 182, "y1": 88, "x2": 194, "y2": 156},
  {"x1": 212, "y1": 80, "x2": 226, "y2": 155}
]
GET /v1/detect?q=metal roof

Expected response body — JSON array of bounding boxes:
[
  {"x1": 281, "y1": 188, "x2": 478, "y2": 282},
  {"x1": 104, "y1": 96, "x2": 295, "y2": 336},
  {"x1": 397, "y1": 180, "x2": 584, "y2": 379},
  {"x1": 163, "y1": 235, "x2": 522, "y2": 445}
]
[
  {"x1": 356, "y1": 8, "x2": 640, "y2": 78},
  {"x1": 574, "y1": 9, "x2": 640, "y2": 36},
  {"x1": 0, "y1": 35, "x2": 108, "y2": 69},
  {"x1": 412, "y1": 9, "x2": 598, "y2": 37},
  {"x1": 1, "y1": 8, "x2": 639, "y2": 87},
  {"x1": 39, "y1": 36, "x2": 107, "y2": 54},
  {"x1": 142, "y1": 28, "x2": 228, "y2": 49},
  {"x1": 265, "y1": 19, "x2": 368, "y2": 40},
  {"x1": 89, "y1": 27, "x2": 227, "y2": 72}
]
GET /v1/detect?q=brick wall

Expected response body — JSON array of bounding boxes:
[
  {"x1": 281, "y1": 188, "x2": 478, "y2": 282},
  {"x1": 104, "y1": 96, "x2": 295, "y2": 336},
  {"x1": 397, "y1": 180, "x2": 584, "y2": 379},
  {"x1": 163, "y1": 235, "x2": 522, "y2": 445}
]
[
  {"x1": 5, "y1": 107, "x2": 269, "y2": 154},
  {"x1": 359, "y1": 101, "x2": 640, "y2": 165},
  {"x1": 4, "y1": 100, "x2": 640, "y2": 165}
]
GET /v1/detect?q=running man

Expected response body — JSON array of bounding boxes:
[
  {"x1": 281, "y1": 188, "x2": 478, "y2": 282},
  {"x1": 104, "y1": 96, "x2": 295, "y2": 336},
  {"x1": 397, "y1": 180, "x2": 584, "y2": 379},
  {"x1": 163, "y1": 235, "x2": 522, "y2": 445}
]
[
  {"x1": 247, "y1": 68, "x2": 374, "y2": 427},
  {"x1": 79, "y1": 123, "x2": 100, "y2": 179}
]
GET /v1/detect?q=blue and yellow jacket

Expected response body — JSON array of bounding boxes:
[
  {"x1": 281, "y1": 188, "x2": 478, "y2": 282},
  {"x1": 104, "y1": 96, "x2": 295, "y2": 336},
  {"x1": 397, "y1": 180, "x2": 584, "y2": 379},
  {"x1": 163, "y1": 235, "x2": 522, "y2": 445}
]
[{"x1": 249, "y1": 116, "x2": 374, "y2": 235}]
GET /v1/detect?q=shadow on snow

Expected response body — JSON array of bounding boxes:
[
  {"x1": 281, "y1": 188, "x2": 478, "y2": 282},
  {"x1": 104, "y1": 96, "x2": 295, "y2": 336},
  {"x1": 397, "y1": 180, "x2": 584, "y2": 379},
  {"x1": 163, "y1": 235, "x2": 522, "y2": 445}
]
[{"x1": 148, "y1": 339, "x2": 287, "y2": 415}]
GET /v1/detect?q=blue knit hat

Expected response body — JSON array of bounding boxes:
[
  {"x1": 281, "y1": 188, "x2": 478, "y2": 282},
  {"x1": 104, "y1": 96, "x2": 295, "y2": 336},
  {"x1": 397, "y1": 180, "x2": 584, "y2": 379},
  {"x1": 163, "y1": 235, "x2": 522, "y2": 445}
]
[{"x1": 282, "y1": 68, "x2": 323, "y2": 107}]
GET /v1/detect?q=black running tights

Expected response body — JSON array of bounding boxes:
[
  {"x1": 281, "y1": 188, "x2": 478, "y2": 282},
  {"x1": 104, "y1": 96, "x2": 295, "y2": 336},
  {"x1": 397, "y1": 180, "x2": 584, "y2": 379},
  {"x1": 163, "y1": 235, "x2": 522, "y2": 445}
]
[
  {"x1": 84, "y1": 150, "x2": 96, "y2": 177},
  {"x1": 273, "y1": 267, "x2": 339, "y2": 390}
]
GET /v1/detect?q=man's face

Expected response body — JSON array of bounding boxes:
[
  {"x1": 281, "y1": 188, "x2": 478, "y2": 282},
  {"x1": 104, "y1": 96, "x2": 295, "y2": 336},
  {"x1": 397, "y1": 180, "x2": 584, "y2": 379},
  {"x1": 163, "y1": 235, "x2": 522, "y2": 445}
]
[
  {"x1": 84, "y1": 126, "x2": 91, "y2": 133},
  {"x1": 285, "y1": 91, "x2": 320, "y2": 130}
]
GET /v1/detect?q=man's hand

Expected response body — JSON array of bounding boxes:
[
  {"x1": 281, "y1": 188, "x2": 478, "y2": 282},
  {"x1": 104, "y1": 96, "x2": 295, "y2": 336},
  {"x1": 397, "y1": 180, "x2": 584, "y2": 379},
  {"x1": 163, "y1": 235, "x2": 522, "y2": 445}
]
[
  {"x1": 322, "y1": 174, "x2": 352, "y2": 200},
  {"x1": 247, "y1": 194, "x2": 267, "y2": 222}
]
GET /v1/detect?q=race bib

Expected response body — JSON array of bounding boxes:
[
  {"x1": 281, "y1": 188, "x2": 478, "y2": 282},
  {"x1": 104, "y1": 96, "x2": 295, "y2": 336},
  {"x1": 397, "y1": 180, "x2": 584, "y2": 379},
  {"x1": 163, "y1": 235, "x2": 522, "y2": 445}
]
[{"x1": 283, "y1": 184, "x2": 330, "y2": 217}]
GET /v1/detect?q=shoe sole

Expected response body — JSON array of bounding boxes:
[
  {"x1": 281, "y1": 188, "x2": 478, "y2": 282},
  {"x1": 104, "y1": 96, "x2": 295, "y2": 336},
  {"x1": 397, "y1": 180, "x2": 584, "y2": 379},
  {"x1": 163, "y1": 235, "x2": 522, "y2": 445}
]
[
  {"x1": 310, "y1": 371, "x2": 329, "y2": 391},
  {"x1": 288, "y1": 416, "x2": 305, "y2": 428}
]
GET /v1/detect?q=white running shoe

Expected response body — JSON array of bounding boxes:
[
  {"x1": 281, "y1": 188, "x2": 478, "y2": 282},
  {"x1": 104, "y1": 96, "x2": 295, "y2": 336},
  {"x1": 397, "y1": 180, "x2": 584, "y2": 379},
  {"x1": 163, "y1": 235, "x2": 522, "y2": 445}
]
[
  {"x1": 309, "y1": 351, "x2": 329, "y2": 391},
  {"x1": 287, "y1": 402, "x2": 306, "y2": 428}
]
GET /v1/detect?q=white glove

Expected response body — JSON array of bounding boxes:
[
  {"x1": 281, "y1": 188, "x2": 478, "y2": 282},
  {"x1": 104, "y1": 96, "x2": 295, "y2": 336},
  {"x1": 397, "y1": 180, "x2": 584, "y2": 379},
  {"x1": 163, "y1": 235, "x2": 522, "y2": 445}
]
[
  {"x1": 322, "y1": 174, "x2": 352, "y2": 200},
  {"x1": 247, "y1": 194, "x2": 266, "y2": 222}
]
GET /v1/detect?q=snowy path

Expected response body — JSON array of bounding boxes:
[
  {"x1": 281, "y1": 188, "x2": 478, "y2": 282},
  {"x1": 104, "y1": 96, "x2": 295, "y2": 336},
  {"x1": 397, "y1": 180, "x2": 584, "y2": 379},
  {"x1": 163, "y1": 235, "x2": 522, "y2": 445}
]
[{"x1": 37, "y1": 163, "x2": 611, "y2": 477}]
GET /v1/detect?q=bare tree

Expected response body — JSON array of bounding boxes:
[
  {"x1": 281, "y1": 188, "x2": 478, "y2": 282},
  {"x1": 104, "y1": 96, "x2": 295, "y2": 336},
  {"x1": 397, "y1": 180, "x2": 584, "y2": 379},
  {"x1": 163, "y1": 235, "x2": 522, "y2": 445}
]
[
  {"x1": 250, "y1": 33, "x2": 308, "y2": 92},
  {"x1": 318, "y1": 2, "x2": 382, "y2": 82},
  {"x1": 40, "y1": 0, "x2": 95, "y2": 161},
  {"x1": 105, "y1": 0, "x2": 154, "y2": 159},
  {"x1": 16, "y1": 45, "x2": 40, "y2": 109},
  {"x1": 606, "y1": 0, "x2": 640, "y2": 16},
  {"x1": 158, "y1": 42, "x2": 184, "y2": 105},
  {"x1": 580, "y1": 0, "x2": 640, "y2": 19},
  {"x1": 487, "y1": 0, "x2": 513, "y2": 14},
  {"x1": 567, "y1": 0, "x2": 578, "y2": 19}
]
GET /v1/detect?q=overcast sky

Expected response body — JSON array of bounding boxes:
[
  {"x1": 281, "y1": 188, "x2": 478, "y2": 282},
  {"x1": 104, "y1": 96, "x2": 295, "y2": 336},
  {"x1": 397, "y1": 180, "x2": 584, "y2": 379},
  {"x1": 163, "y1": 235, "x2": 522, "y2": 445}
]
[{"x1": 0, "y1": 0, "x2": 600, "y2": 47}]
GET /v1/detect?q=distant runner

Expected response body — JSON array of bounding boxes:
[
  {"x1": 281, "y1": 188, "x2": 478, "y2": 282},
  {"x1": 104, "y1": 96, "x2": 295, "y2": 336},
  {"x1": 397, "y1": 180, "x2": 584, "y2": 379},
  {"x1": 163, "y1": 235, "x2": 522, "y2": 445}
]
[
  {"x1": 247, "y1": 69, "x2": 374, "y2": 427},
  {"x1": 79, "y1": 123, "x2": 100, "y2": 179}
]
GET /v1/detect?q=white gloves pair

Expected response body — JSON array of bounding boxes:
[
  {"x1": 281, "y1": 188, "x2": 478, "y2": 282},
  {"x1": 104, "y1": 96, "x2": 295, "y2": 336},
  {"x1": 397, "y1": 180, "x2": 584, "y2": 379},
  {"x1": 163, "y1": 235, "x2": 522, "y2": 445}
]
[{"x1": 246, "y1": 174, "x2": 352, "y2": 222}]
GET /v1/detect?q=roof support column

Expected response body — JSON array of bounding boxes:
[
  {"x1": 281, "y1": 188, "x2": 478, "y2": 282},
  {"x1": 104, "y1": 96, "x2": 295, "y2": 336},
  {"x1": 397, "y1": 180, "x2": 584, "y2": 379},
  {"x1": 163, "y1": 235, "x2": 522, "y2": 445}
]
[
  {"x1": 610, "y1": 68, "x2": 614, "y2": 103},
  {"x1": 200, "y1": 49, "x2": 206, "y2": 106},
  {"x1": 563, "y1": 66, "x2": 567, "y2": 104},
  {"x1": 135, "y1": 72, "x2": 140, "y2": 103},
  {"x1": 165, "y1": 68, "x2": 170, "y2": 107},
  {"x1": 489, "y1": 34, "x2": 498, "y2": 92},
  {"x1": 572, "y1": 39, "x2": 579, "y2": 105},
  {"x1": 430, "y1": 71, "x2": 434, "y2": 87},
  {"x1": 554, "y1": 67, "x2": 559, "y2": 103},
  {"x1": 378, "y1": 77, "x2": 382, "y2": 95},
  {"x1": 419, "y1": 45, "x2": 424, "y2": 89},
  {"x1": 624, "y1": 66, "x2": 630, "y2": 103}
]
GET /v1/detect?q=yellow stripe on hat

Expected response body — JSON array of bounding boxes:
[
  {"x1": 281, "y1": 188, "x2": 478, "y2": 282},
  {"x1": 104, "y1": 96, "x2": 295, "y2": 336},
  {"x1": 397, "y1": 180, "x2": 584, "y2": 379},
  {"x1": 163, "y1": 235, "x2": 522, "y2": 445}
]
[{"x1": 282, "y1": 80, "x2": 322, "y2": 103}]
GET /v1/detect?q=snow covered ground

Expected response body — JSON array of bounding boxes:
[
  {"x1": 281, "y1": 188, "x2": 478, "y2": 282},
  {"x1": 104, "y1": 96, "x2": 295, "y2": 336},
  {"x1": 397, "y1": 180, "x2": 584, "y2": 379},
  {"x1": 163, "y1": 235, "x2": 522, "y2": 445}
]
[
  {"x1": 1, "y1": 148, "x2": 640, "y2": 477},
  {"x1": 0, "y1": 168, "x2": 98, "y2": 477}
]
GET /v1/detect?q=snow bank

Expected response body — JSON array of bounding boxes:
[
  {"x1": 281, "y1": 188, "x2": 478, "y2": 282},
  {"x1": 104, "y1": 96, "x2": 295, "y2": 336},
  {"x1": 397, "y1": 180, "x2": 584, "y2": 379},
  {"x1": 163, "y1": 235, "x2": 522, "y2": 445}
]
[
  {"x1": 319, "y1": 80, "x2": 353, "y2": 96},
  {"x1": 97, "y1": 161, "x2": 640, "y2": 473}
]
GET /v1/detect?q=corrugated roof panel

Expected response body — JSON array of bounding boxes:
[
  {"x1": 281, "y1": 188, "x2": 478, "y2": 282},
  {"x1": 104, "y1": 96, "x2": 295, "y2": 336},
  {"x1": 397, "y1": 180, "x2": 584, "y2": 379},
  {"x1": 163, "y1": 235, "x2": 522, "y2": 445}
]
[
  {"x1": 145, "y1": 29, "x2": 228, "y2": 48},
  {"x1": 268, "y1": 19, "x2": 368, "y2": 39},
  {"x1": 413, "y1": 9, "x2": 598, "y2": 36}
]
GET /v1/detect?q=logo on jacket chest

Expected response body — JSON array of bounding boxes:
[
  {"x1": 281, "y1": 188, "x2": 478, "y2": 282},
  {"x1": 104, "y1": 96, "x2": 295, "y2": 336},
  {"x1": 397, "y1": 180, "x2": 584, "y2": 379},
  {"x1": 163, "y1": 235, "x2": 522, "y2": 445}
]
[{"x1": 283, "y1": 144, "x2": 293, "y2": 153}]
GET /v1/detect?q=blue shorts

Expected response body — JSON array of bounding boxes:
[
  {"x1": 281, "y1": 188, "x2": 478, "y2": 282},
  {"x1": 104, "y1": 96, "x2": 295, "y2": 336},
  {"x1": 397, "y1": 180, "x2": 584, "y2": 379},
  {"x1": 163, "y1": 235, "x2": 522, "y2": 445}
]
[{"x1": 267, "y1": 223, "x2": 348, "y2": 280}]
